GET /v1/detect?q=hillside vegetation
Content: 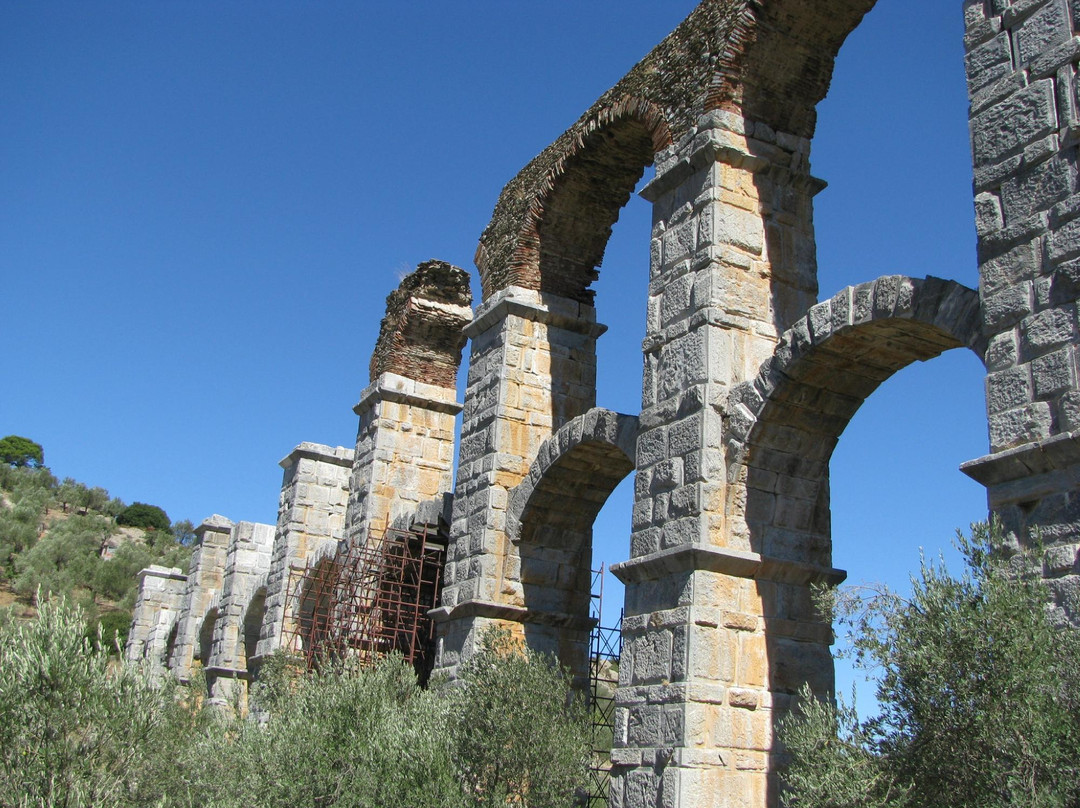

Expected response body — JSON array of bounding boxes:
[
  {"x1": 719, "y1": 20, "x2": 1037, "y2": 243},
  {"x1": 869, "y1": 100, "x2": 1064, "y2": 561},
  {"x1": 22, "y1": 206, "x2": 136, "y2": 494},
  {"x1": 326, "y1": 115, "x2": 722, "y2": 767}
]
[{"x1": 0, "y1": 440, "x2": 194, "y2": 648}]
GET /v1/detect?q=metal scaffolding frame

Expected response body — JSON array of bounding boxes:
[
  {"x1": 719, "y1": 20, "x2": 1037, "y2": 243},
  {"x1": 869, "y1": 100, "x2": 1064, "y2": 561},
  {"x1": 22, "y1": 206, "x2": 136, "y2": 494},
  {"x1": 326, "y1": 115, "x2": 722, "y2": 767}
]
[
  {"x1": 583, "y1": 564, "x2": 624, "y2": 808},
  {"x1": 280, "y1": 525, "x2": 446, "y2": 679}
]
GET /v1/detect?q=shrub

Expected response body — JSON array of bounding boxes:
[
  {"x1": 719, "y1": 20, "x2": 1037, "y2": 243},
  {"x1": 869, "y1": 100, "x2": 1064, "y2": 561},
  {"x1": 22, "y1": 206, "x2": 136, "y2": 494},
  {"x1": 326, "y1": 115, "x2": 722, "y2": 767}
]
[
  {"x1": 779, "y1": 522, "x2": 1080, "y2": 808},
  {"x1": 451, "y1": 629, "x2": 591, "y2": 808},
  {"x1": 116, "y1": 502, "x2": 170, "y2": 531},
  {"x1": 0, "y1": 596, "x2": 197, "y2": 807}
]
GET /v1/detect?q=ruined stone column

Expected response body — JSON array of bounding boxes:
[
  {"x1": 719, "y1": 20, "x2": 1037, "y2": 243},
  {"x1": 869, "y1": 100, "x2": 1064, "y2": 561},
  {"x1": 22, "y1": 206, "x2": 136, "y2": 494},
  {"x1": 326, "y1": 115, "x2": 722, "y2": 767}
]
[
  {"x1": 204, "y1": 520, "x2": 274, "y2": 707},
  {"x1": 345, "y1": 260, "x2": 471, "y2": 544},
  {"x1": 125, "y1": 565, "x2": 187, "y2": 671},
  {"x1": 253, "y1": 442, "x2": 353, "y2": 664},
  {"x1": 167, "y1": 515, "x2": 232, "y2": 682},
  {"x1": 960, "y1": 0, "x2": 1080, "y2": 624},
  {"x1": 431, "y1": 285, "x2": 605, "y2": 677},
  {"x1": 609, "y1": 111, "x2": 832, "y2": 808}
]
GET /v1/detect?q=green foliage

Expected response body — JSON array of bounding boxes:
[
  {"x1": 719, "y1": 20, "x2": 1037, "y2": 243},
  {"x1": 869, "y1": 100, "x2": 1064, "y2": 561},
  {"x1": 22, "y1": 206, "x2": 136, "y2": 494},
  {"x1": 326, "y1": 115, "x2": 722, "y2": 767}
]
[
  {"x1": 179, "y1": 654, "x2": 464, "y2": 808},
  {"x1": 85, "y1": 609, "x2": 133, "y2": 655},
  {"x1": 451, "y1": 630, "x2": 591, "y2": 808},
  {"x1": 12, "y1": 514, "x2": 111, "y2": 601},
  {"x1": 0, "y1": 435, "x2": 44, "y2": 468},
  {"x1": 779, "y1": 522, "x2": 1080, "y2": 808},
  {"x1": 116, "y1": 502, "x2": 170, "y2": 531},
  {"x1": 0, "y1": 606, "x2": 591, "y2": 807},
  {"x1": 0, "y1": 596, "x2": 197, "y2": 808}
]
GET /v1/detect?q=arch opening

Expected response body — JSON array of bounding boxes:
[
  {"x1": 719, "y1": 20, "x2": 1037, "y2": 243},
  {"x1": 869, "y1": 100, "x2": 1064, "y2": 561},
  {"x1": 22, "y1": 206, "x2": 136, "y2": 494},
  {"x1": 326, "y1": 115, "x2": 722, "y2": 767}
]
[
  {"x1": 242, "y1": 587, "x2": 267, "y2": 679},
  {"x1": 507, "y1": 409, "x2": 637, "y2": 676}
]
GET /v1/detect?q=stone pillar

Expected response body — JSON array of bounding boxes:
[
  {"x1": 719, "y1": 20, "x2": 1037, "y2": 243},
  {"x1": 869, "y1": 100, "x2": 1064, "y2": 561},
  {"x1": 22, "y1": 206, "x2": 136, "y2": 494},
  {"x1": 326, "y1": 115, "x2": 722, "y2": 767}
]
[
  {"x1": 960, "y1": 0, "x2": 1080, "y2": 624},
  {"x1": 345, "y1": 260, "x2": 471, "y2": 545},
  {"x1": 168, "y1": 515, "x2": 233, "y2": 682},
  {"x1": 125, "y1": 565, "x2": 187, "y2": 671},
  {"x1": 433, "y1": 286, "x2": 605, "y2": 678},
  {"x1": 254, "y1": 442, "x2": 353, "y2": 664},
  {"x1": 347, "y1": 373, "x2": 463, "y2": 541},
  {"x1": 204, "y1": 520, "x2": 275, "y2": 706},
  {"x1": 608, "y1": 111, "x2": 831, "y2": 808}
]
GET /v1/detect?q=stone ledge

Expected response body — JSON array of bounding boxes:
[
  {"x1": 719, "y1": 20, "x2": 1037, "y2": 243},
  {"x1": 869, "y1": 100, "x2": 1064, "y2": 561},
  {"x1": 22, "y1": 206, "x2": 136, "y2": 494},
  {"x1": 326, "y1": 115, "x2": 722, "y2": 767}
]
[
  {"x1": 611, "y1": 544, "x2": 845, "y2": 587},
  {"x1": 279, "y1": 441, "x2": 354, "y2": 469},
  {"x1": 137, "y1": 565, "x2": 187, "y2": 582},
  {"x1": 961, "y1": 431, "x2": 1080, "y2": 485},
  {"x1": 353, "y1": 372, "x2": 463, "y2": 416},
  {"x1": 466, "y1": 286, "x2": 607, "y2": 339},
  {"x1": 429, "y1": 598, "x2": 597, "y2": 632}
]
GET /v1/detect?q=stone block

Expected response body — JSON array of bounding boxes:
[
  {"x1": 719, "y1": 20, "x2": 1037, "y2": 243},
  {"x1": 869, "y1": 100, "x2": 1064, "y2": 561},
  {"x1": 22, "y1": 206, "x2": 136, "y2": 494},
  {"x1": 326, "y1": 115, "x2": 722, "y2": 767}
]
[
  {"x1": 1014, "y1": 0, "x2": 1071, "y2": 66},
  {"x1": 1002, "y1": 156, "x2": 1073, "y2": 223},
  {"x1": 983, "y1": 283, "x2": 1033, "y2": 331},
  {"x1": 989, "y1": 401, "x2": 1054, "y2": 449},
  {"x1": 971, "y1": 79, "x2": 1057, "y2": 166},
  {"x1": 986, "y1": 329, "x2": 1020, "y2": 371},
  {"x1": 1032, "y1": 346, "x2": 1075, "y2": 397},
  {"x1": 987, "y1": 365, "x2": 1033, "y2": 413},
  {"x1": 1020, "y1": 306, "x2": 1077, "y2": 358},
  {"x1": 966, "y1": 31, "x2": 1013, "y2": 94}
]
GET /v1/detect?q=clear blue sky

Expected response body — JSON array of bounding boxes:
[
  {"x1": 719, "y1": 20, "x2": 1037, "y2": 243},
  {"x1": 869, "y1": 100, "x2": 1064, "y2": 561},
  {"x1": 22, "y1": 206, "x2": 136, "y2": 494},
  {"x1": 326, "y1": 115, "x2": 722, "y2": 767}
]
[{"x1": 3, "y1": 2, "x2": 983, "y2": 701}]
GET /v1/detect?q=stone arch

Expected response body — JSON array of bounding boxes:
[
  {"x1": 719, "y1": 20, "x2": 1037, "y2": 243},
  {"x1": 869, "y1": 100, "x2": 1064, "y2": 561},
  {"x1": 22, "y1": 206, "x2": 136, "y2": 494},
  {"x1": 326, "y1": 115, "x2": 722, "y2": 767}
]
[
  {"x1": 241, "y1": 586, "x2": 267, "y2": 678},
  {"x1": 726, "y1": 275, "x2": 985, "y2": 568},
  {"x1": 476, "y1": 98, "x2": 672, "y2": 305},
  {"x1": 197, "y1": 606, "x2": 218, "y2": 669},
  {"x1": 504, "y1": 407, "x2": 638, "y2": 675}
]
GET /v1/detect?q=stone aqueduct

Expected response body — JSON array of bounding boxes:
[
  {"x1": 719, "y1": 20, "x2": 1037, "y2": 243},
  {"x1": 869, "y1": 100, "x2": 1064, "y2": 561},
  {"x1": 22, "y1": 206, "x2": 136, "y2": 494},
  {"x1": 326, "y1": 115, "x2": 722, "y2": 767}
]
[{"x1": 128, "y1": 1, "x2": 1080, "y2": 805}]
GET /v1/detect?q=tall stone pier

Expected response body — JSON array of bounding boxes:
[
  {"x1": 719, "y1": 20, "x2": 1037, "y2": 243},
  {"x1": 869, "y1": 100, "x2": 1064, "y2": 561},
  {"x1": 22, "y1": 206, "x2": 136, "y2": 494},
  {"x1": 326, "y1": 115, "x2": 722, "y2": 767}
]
[{"x1": 960, "y1": 0, "x2": 1080, "y2": 625}]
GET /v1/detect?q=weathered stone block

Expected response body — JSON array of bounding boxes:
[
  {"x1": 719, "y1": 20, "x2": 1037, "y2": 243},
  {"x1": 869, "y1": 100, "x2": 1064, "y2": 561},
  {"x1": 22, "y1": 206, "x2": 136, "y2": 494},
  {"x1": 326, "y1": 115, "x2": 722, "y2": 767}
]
[
  {"x1": 1020, "y1": 306, "x2": 1077, "y2": 357},
  {"x1": 971, "y1": 80, "x2": 1056, "y2": 166},
  {"x1": 1014, "y1": 0, "x2": 1071, "y2": 66},
  {"x1": 987, "y1": 365, "x2": 1033, "y2": 413},
  {"x1": 966, "y1": 31, "x2": 1013, "y2": 93}
]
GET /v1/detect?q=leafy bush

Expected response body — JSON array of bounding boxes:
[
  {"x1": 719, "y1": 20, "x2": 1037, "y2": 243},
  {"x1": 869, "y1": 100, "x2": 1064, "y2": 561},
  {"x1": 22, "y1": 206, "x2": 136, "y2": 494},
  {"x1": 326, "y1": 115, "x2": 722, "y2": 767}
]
[
  {"x1": 451, "y1": 630, "x2": 591, "y2": 808},
  {"x1": 779, "y1": 522, "x2": 1080, "y2": 808},
  {"x1": 116, "y1": 502, "x2": 170, "y2": 531},
  {"x1": 0, "y1": 599, "x2": 590, "y2": 807},
  {"x1": 0, "y1": 596, "x2": 197, "y2": 807}
]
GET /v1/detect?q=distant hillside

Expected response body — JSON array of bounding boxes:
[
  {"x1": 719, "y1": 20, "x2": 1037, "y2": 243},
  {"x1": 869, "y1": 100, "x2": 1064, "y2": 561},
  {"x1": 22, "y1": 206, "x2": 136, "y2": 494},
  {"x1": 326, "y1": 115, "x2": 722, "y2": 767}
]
[{"x1": 0, "y1": 462, "x2": 194, "y2": 649}]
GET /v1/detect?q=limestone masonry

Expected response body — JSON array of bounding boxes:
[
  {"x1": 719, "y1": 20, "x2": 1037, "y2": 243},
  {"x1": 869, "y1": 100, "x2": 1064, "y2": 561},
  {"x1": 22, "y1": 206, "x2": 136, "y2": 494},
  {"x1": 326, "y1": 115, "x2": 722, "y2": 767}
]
[{"x1": 128, "y1": 2, "x2": 1080, "y2": 806}]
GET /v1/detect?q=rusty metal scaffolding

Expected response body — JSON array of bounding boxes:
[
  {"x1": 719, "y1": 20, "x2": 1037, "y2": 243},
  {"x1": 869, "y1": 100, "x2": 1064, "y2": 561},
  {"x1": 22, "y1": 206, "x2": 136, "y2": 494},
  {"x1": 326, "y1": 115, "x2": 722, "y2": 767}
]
[
  {"x1": 583, "y1": 565, "x2": 624, "y2": 808},
  {"x1": 280, "y1": 525, "x2": 446, "y2": 679}
]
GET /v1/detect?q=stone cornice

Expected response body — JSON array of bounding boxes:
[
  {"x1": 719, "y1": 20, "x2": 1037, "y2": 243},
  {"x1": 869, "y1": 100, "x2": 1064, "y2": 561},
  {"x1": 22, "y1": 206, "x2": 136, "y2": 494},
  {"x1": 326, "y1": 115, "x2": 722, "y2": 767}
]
[
  {"x1": 961, "y1": 431, "x2": 1080, "y2": 487},
  {"x1": 466, "y1": 286, "x2": 608, "y2": 339},
  {"x1": 429, "y1": 598, "x2": 597, "y2": 632},
  {"x1": 611, "y1": 543, "x2": 846, "y2": 586},
  {"x1": 353, "y1": 372, "x2": 463, "y2": 416}
]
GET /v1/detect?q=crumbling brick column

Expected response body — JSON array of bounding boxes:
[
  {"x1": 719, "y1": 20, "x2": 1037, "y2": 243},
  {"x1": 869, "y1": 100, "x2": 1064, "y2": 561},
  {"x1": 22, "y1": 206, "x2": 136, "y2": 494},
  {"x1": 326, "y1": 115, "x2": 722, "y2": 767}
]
[
  {"x1": 167, "y1": 515, "x2": 232, "y2": 682},
  {"x1": 960, "y1": 0, "x2": 1080, "y2": 625},
  {"x1": 345, "y1": 261, "x2": 471, "y2": 544},
  {"x1": 124, "y1": 565, "x2": 187, "y2": 672},
  {"x1": 204, "y1": 520, "x2": 274, "y2": 707},
  {"x1": 253, "y1": 442, "x2": 353, "y2": 665},
  {"x1": 432, "y1": 286, "x2": 605, "y2": 678},
  {"x1": 609, "y1": 111, "x2": 829, "y2": 808}
]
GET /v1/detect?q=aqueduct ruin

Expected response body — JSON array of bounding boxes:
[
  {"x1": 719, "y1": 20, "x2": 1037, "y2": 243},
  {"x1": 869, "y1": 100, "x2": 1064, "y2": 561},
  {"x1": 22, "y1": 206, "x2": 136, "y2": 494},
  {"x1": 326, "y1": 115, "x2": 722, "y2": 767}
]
[{"x1": 128, "y1": 1, "x2": 1080, "y2": 805}]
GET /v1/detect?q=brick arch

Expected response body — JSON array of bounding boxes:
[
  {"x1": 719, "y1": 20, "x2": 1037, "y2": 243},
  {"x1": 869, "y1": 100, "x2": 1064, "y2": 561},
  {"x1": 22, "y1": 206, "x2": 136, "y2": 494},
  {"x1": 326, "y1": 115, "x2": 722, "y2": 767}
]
[
  {"x1": 476, "y1": 98, "x2": 671, "y2": 305},
  {"x1": 726, "y1": 275, "x2": 985, "y2": 566},
  {"x1": 711, "y1": 0, "x2": 877, "y2": 138}
]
